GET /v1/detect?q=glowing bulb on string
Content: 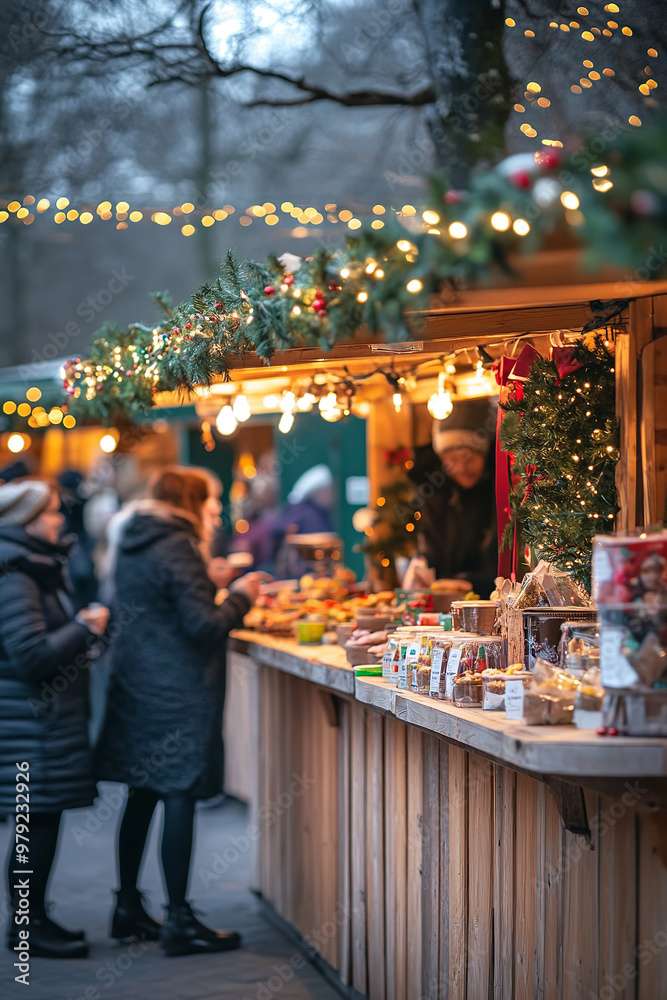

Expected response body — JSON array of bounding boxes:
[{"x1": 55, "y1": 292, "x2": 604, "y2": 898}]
[
  {"x1": 392, "y1": 391, "x2": 403, "y2": 413},
  {"x1": 216, "y1": 404, "x2": 238, "y2": 436},
  {"x1": 232, "y1": 394, "x2": 251, "y2": 422},
  {"x1": 278, "y1": 411, "x2": 295, "y2": 434},
  {"x1": 296, "y1": 392, "x2": 316, "y2": 412},
  {"x1": 281, "y1": 390, "x2": 296, "y2": 413},
  {"x1": 99, "y1": 433, "x2": 117, "y2": 454},
  {"x1": 427, "y1": 372, "x2": 454, "y2": 421},
  {"x1": 7, "y1": 433, "x2": 28, "y2": 454},
  {"x1": 319, "y1": 391, "x2": 338, "y2": 414}
]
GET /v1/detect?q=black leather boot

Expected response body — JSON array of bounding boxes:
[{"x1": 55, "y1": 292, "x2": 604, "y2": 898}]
[
  {"x1": 6, "y1": 913, "x2": 89, "y2": 959},
  {"x1": 160, "y1": 902, "x2": 241, "y2": 957},
  {"x1": 110, "y1": 888, "x2": 161, "y2": 942},
  {"x1": 44, "y1": 905, "x2": 86, "y2": 942}
]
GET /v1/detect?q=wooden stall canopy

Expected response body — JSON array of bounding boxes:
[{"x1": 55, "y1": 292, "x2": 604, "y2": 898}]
[{"x1": 153, "y1": 266, "x2": 667, "y2": 532}]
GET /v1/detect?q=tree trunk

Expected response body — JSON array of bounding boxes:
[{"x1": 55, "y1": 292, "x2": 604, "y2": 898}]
[{"x1": 414, "y1": 0, "x2": 512, "y2": 181}]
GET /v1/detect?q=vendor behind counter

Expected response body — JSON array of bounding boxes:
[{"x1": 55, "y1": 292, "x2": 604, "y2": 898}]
[{"x1": 409, "y1": 398, "x2": 497, "y2": 597}]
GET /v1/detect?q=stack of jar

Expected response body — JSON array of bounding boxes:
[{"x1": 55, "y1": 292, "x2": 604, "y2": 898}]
[{"x1": 383, "y1": 599, "x2": 507, "y2": 707}]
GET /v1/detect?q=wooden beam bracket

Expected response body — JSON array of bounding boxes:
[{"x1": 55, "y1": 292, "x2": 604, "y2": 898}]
[
  {"x1": 319, "y1": 690, "x2": 341, "y2": 728},
  {"x1": 545, "y1": 778, "x2": 591, "y2": 842}
]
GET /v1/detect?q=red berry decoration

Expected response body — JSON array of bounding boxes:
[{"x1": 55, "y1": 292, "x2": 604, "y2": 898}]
[
  {"x1": 283, "y1": 273, "x2": 295, "y2": 286},
  {"x1": 214, "y1": 301, "x2": 224, "y2": 310},
  {"x1": 264, "y1": 285, "x2": 276, "y2": 296},
  {"x1": 444, "y1": 190, "x2": 462, "y2": 205},
  {"x1": 512, "y1": 170, "x2": 533, "y2": 190},
  {"x1": 185, "y1": 321, "x2": 192, "y2": 330},
  {"x1": 328, "y1": 281, "x2": 341, "y2": 292},
  {"x1": 171, "y1": 326, "x2": 180, "y2": 334}
]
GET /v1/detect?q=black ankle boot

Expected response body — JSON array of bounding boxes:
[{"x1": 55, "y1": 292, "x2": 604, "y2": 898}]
[
  {"x1": 160, "y1": 902, "x2": 241, "y2": 957},
  {"x1": 6, "y1": 913, "x2": 89, "y2": 959},
  {"x1": 110, "y1": 888, "x2": 161, "y2": 942},
  {"x1": 43, "y1": 905, "x2": 86, "y2": 942}
]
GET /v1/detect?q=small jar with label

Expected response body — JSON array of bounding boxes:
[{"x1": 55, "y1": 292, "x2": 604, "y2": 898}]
[{"x1": 411, "y1": 636, "x2": 434, "y2": 694}]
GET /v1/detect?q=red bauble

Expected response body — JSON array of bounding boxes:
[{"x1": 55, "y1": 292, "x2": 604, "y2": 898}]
[
  {"x1": 511, "y1": 170, "x2": 533, "y2": 190},
  {"x1": 185, "y1": 321, "x2": 192, "y2": 330},
  {"x1": 312, "y1": 297, "x2": 326, "y2": 313},
  {"x1": 444, "y1": 190, "x2": 462, "y2": 204},
  {"x1": 283, "y1": 273, "x2": 295, "y2": 286},
  {"x1": 264, "y1": 285, "x2": 276, "y2": 296},
  {"x1": 214, "y1": 300, "x2": 224, "y2": 310},
  {"x1": 536, "y1": 150, "x2": 561, "y2": 170}
]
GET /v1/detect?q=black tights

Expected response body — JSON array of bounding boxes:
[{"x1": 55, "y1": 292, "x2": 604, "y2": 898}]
[
  {"x1": 5, "y1": 812, "x2": 61, "y2": 914},
  {"x1": 117, "y1": 788, "x2": 195, "y2": 908}
]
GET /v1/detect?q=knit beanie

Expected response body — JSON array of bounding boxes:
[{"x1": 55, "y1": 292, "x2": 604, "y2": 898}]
[
  {"x1": 0, "y1": 480, "x2": 52, "y2": 526},
  {"x1": 432, "y1": 398, "x2": 496, "y2": 456}
]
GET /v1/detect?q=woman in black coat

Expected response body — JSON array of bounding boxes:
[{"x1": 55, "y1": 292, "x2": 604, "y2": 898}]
[
  {"x1": 95, "y1": 467, "x2": 264, "y2": 957},
  {"x1": 0, "y1": 480, "x2": 109, "y2": 959}
]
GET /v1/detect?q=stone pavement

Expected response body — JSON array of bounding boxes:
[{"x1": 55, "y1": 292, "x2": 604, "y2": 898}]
[{"x1": 0, "y1": 790, "x2": 340, "y2": 1000}]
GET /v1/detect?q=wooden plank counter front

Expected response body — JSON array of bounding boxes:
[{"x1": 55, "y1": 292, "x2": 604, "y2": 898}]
[{"x1": 227, "y1": 632, "x2": 667, "y2": 1000}]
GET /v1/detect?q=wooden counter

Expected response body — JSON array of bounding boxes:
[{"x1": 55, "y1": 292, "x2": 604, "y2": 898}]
[{"x1": 226, "y1": 632, "x2": 667, "y2": 1000}]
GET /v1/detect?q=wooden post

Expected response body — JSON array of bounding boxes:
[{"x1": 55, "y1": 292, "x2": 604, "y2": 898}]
[
  {"x1": 366, "y1": 397, "x2": 413, "y2": 503},
  {"x1": 616, "y1": 299, "x2": 654, "y2": 530}
]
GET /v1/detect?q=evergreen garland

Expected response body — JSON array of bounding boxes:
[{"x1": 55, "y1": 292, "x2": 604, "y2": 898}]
[
  {"x1": 500, "y1": 335, "x2": 618, "y2": 587},
  {"x1": 62, "y1": 116, "x2": 667, "y2": 425}
]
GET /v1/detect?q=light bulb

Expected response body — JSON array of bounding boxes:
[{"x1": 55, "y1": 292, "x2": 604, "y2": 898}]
[
  {"x1": 321, "y1": 405, "x2": 343, "y2": 423},
  {"x1": 319, "y1": 391, "x2": 338, "y2": 413},
  {"x1": 281, "y1": 390, "x2": 296, "y2": 413},
  {"x1": 216, "y1": 404, "x2": 238, "y2": 436},
  {"x1": 427, "y1": 373, "x2": 454, "y2": 421},
  {"x1": 232, "y1": 394, "x2": 251, "y2": 422},
  {"x1": 99, "y1": 433, "x2": 117, "y2": 454},
  {"x1": 278, "y1": 411, "x2": 295, "y2": 434},
  {"x1": 296, "y1": 392, "x2": 316, "y2": 412},
  {"x1": 392, "y1": 391, "x2": 403, "y2": 412},
  {"x1": 7, "y1": 432, "x2": 27, "y2": 454}
]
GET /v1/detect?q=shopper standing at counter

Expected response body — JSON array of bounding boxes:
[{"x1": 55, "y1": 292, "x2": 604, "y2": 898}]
[
  {"x1": 409, "y1": 398, "x2": 497, "y2": 597},
  {"x1": 95, "y1": 467, "x2": 264, "y2": 957}
]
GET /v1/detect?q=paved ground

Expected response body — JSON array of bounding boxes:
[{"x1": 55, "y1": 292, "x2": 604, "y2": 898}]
[{"x1": 0, "y1": 789, "x2": 339, "y2": 1000}]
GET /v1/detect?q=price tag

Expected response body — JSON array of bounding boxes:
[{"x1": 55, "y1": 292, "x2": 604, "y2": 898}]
[
  {"x1": 399, "y1": 641, "x2": 420, "y2": 689},
  {"x1": 429, "y1": 646, "x2": 446, "y2": 695},
  {"x1": 600, "y1": 626, "x2": 636, "y2": 688},
  {"x1": 444, "y1": 647, "x2": 463, "y2": 700},
  {"x1": 382, "y1": 648, "x2": 397, "y2": 681},
  {"x1": 504, "y1": 679, "x2": 525, "y2": 720}
]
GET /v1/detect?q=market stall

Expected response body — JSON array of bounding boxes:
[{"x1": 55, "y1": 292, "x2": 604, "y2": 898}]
[{"x1": 215, "y1": 277, "x2": 667, "y2": 1000}]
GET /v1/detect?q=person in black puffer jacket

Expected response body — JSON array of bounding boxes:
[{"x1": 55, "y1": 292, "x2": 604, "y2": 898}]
[
  {"x1": 95, "y1": 467, "x2": 265, "y2": 957},
  {"x1": 0, "y1": 480, "x2": 109, "y2": 959}
]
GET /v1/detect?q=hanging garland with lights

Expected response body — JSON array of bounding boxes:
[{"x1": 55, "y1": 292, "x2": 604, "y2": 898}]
[
  {"x1": 63, "y1": 116, "x2": 667, "y2": 425},
  {"x1": 499, "y1": 333, "x2": 618, "y2": 587}
]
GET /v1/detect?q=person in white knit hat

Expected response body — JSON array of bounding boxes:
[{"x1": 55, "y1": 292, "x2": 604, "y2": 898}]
[{"x1": 0, "y1": 480, "x2": 109, "y2": 959}]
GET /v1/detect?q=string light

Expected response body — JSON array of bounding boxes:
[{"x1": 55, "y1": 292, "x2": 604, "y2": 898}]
[
  {"x1": 427, "y1": 371, "x2": 454, "y2": 421},
  {"x1": 215, "y1": 404, "x2": 238, "y2": 436},
  {"x1": 232, "y1": 393, "x2": 251, "y2": 422}
]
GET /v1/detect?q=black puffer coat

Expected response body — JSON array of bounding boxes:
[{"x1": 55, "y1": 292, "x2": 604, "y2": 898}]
[
  {"x1": 0, "y1": 527, "x2": 96, "y2": 815},
  {"x1": 95, "y1": 507, "x2": 250, "y2": 799}
]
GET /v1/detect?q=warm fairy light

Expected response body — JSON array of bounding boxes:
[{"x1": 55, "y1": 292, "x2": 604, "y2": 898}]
[
  {"x1": 400, "y1": 204, "x2": 416, "y2": 216},
  {"x1": 129, "y1": 210, "x2": 143, "y2": 222},
  {"x1": 592, "y1": 178, "x2": 614, "y2": 192},
  {"x1": 591, "y1": 164, "x2": 609, "y2": 177},
  {"x1": 17, "y1": 403, "x2": 30, "y2": 417},
  {"x1": 63, "y1": 415, "x2": 76, "y2": 429},
  {"x1": 406, "y1": 278, "x2": 423, "y2": 294},
  {"x1": 181, "y1": 224, "x2": 195, "y2": 237},
  {"x1": 80, "y1": 212, "x2": 94, "y2": 224},
  {"x1": 560, "y1": 191, "x2": 580, "y2": 210},
  {"x1": 56, "y1": 197, "x2": 69, "y2": 210},
  {"x1": 396, "y1": 239, "x2": 412, "y2": 252},
  {"x1": 99, "y1": 432, "x2": 118, "y2": 454},
  {"x1": 7, "y1": 433, "x2": 28, "y2": 454},
  {"x1": 526, "y1": 82, "x2": 542, "y2": 93},
  {"x1": 152, "y1": 212, "x2": 172, "y2": 225},
  {"x1": 512, "y1": 218, "x2": 531, "y2": 236},
  {"x1": 392, "y1": 391, "x2": 403, "y2": 412},
  {"x1": 448, "y1": 221, "x2": 468, "y2": 240},
  {"x1": 36, "y1": 198, "x2": 50, "y2": 212},
  {"x1": 581, "y1": 30, "x2": 595, "y2": 41},
  {"x1": 356, "y1": 290, "x2": 369, "y2": 303},
  {"x1": 48, "y1": 407, "x2": 63, "y2": 424},
  {"x1": 628, "y1": 115, "x2": 642, "y2": 127},
  {"x1": 505, "y1": 17, "x2": 516, "y2": 27},
  {"x1": 201, "y1": 215, "x2": 215, "y2": 227},
  {"x1": 422, "y1": 209, "x2": 440, "y2": 225},
  {"x1": 25, "y1": 386, "x2": 41, "y2": 402},
  {"x1": 490, "y1": 211, "x2": 511, "y2": 232}
]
